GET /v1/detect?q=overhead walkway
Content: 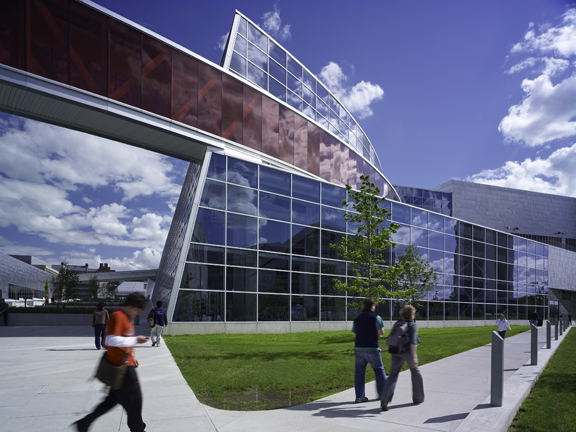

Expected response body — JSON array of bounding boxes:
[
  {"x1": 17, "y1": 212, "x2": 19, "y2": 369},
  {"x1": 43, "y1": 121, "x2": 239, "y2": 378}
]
[
  {"x1": 76, "y1": 269, "x2": 158, "y2": 283},
  {"x1": 0, "y1": 324, "x2": 569, "y2": 432}
]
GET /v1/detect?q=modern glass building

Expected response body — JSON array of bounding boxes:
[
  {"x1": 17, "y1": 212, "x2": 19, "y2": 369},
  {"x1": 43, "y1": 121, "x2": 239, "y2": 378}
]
[{"x1": 1, "y1": 1, "x2": 574, "y2": 333}]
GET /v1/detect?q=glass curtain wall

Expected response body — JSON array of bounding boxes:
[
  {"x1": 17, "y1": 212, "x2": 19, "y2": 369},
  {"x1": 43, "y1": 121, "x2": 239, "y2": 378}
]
[{"x1": 171, "y1": 153, "x2": 549, "y2": 323}]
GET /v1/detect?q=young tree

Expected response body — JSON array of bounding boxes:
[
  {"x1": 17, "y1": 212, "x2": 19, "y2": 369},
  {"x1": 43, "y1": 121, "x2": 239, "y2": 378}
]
[
  {"x1": 390, "y1": 244, "x2": 438, "y2": 308},
  {"x1": 87, "y1": 275, "x2": 100, "y2": 300},
  {"x1": 331, "y1": 175, "x2": 408, "y2": 305},
  {"x1": 44, "y1": 279, "x2": 50, "y2": 297},
  {"x1": 103, "y1": 281, "x2": 118, "y2": 299},
  {"x1": 52, "y1": 262, "x2": 80, "y2": 305}
]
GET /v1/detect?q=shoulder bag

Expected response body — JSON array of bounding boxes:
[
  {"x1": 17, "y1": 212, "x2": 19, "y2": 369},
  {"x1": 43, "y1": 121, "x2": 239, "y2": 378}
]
[{"x1": 95, "y1": 348, "x2": 130, "y2": 390}]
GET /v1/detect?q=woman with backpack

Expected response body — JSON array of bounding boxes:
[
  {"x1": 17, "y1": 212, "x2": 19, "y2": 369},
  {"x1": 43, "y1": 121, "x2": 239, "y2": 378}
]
[{"x1": 380, "y1": 305, "x2": 424, "y2": 411}]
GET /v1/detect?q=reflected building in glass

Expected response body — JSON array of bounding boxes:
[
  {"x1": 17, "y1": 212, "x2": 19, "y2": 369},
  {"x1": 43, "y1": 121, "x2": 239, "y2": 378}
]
[{"x1": 1, "y1": 2, "x2": 574, "y2": 333}]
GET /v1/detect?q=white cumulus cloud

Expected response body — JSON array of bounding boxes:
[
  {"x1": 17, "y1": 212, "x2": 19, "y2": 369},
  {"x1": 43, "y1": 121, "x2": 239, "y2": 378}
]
[
  {"x1": 318, "y1": 62, "x2": 384, "y2": 119},
  {"x1": 0, "y1": 115, "x2": 184, "y2": 268},
  {"x1": 500, "y1": 8, "x2": 576, "y2": 147},
  {"x1": 217, "y1": 32, "x2": 229, "y2": 51},
  {"x1": 466, "y1": 143, "x2": 576, "y2": 197},
  {"x1": 261, "y1": 3, "x2": 291, "y2": 42}
]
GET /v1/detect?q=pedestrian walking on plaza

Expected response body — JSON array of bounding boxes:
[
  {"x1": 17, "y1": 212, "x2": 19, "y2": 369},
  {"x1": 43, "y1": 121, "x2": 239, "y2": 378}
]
[
  {"x1": 529, "y1": 309, "x2": 539, "y2": 327},
  {"x1": 352, "y1": 297, "x2": 386, "y2": 403},
  {"x1": 381, "y1": 305, "x2": 424, "y2": 411},
  {"x1": 92, "y1": 302, "x2": 109, "y2": 350},
  {"x1": 495, "y1": 313, "x2": 511, "y2": 339},
  {"x1": 0, "y1": 298, "x2": 8, "y2": 326},
  {"x1": 73, "y1": 292, "x2": 149, "y2": 432},
  {"x1": 568, "y1": 313, "x2": 572, "y2": 324},
  {"x1": 147, "y1": 300, "x2": 168, "y2": 347}
]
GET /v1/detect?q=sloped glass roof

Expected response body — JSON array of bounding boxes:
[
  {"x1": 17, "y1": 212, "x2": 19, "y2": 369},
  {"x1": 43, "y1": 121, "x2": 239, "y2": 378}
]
[{"x1": 222, "y1": 11, "x2": 383, "y2": 174}]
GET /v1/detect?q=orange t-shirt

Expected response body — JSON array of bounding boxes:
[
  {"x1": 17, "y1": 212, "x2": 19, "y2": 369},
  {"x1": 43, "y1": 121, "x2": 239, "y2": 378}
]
[{"x1": 105, "y1": 310, "x2": 136, "y2": 366}]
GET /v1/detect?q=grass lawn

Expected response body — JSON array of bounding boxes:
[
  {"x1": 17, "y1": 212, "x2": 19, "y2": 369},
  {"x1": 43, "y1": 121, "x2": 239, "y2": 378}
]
[
  {"x1": 164, "y1": 325, "x2": 529, "y2": 411},
  {"x1": 509, "y1": 328, "x2": 575, "y2": 432}
]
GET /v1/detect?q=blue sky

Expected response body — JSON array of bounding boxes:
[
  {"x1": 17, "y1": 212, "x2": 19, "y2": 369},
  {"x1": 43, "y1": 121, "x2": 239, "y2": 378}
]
[{"x1": 1, "y1": 0, "x2": 575, "y2": 271}]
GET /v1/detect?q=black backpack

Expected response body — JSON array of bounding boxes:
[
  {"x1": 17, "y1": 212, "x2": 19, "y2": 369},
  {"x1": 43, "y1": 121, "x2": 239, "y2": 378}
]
[{"x1": 386, "y1": 319, "x2": 410, "y2": 354}]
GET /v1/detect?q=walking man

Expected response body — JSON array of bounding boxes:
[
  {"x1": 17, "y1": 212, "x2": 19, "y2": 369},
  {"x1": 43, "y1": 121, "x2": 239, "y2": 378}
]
[
  {"x1": 148, "y1": 300, "x2": 168, "y2": 347},
  {"x1": 381, "y1": 305, "x2": 424, "y2": 411},
  {"x1": 495, "y1": 313, "x2": 511, "y2": 339},
  {"x1": 529, "y1": 309, "x2": 539, "y2": 327},
  {"x1": 73, "y1": 292, "x2": 148, "y2": 432},
  {"x1": 0, "y1": 298, "x2": 8, "y2": 326},
  {"x1": 352, "y1": 297, "x2": 386, "y2": 403}
]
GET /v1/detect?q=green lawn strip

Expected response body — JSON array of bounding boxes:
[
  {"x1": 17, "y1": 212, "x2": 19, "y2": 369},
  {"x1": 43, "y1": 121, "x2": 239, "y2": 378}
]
[
  {"x1": 164, "y1": 325, "x2": 529, "y2": 411},
  {"x1": 509, "y1": 329, "x2": 576, "y2": 432}
]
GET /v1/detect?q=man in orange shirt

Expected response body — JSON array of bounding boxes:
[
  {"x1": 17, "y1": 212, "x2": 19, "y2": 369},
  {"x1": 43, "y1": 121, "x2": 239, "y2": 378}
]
[{"x1": 73, "y1": 292, "x2": 148, "y2": 432}]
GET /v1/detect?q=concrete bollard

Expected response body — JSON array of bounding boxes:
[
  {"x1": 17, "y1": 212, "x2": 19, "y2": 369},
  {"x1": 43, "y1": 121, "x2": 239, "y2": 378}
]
[
  {"x1": 531, "y1": 324, "x2": 538, "y2": 365},
  {"x1": 546, "y1": 320, "x2": 551, "y2": 349},
  {"x1": 555, "y1": 320, "x2": 559, "y2": 340},
  {"x1": 491, "y1": 331, "x2": 504, "y2": 407}
]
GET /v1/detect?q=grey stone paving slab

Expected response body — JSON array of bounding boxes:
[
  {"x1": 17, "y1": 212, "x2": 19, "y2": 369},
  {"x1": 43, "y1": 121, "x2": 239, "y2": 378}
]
[{"x1": 0, "y1": 324, "x2": 569, "y2": 432}]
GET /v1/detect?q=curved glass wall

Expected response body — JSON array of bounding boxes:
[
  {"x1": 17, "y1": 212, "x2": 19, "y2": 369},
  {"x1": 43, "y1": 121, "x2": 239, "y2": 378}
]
[
  {"x1": 0, "y1": 0, "x2": 397, "y2": 200},
  {"x1": 171, "y1": 153, "x2": 549, "y2": 323},
  {"x1": 223, "y1": 12, "x2": 382, "y2": 173},
  {"x1": 394, "y1": 185, "x2": 452, "y2": 216}
]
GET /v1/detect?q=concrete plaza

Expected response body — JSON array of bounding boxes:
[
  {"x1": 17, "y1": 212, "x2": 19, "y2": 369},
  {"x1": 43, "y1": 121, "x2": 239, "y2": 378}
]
[{"x1": 0, "y1": 322, "x2": 570, "y2": 432}]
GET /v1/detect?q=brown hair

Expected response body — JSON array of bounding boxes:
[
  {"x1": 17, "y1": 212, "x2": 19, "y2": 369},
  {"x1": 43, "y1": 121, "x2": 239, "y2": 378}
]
[
  {"x1": 400, "y1": 305, "x2": 416, "y2": 321},
  {"x1": 124, "y1": 292, "x2": 146, "y2": 309},
  {"x1": 363, "y1": 297, "x2": 375, "y2": 312}
]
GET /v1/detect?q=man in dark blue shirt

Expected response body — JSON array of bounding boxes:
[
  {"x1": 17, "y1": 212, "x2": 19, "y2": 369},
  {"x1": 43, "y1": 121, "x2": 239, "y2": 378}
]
[
  {"x1": 352, "y1": 297, "x2": 386, "y2": 403},
  {"x1": 148, "y1": 301, "x2": 168, "y2": 347}
]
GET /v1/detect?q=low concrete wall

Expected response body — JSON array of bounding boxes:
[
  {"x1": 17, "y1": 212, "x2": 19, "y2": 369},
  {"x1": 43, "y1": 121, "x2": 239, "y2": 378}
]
[
  {"x1": 163, "y1": 319, "x2": 530, "y2": 335},
  {"x1": 7, "y1": 313, "x2": 93, "y2": 326}
]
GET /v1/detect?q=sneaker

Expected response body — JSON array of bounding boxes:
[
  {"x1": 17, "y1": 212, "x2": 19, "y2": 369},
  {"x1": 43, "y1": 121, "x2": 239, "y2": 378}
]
[
  {"x1": 381, "y1": 401, "x2": 389, "y2": 411},
  {"x1": 71, "y1": 419, "x2": 89, "y2": 432},
  {"x1": 152, "y1": 341, "x2": 156, "y2": 347},
  {"x1": 355, "y1": 397, "x2": 368, "y2": 403}
]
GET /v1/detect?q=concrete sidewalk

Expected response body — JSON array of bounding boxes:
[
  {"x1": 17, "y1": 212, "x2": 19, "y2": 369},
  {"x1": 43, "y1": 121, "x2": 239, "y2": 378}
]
[{"x1": 0, "y1": 323, "x2": 570, "y2": 432}]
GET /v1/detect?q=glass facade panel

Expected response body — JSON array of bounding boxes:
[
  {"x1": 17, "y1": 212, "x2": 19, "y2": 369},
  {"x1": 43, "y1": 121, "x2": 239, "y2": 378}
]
[
  {"x1": 292, "y1": 273, "x2": 319, "y2": 295},
  {"x1": 259, "y1": 270, "x2": 289, "y2": 293},
  {"x1": 322, "y1": 183, "x2": 346, "y2": 208},
  {"x1": 292, "y1": 296, "x2": 319, "y2": 321},
  {"x1": 227, "y1": 248, "x2": 257, "y2": 267},
  {"x1": 227, "y1": 267, "x2": 257, "y2": 292},
  {"x1": 292, "y1": 225, "x2": 319, "y2": 257},
  {"x1": 181, "y1": 263, "x2": 224, "y2": 290},
  {"x1": 259, "y1": 192, "x2": 290, "y2": 221},
  {"x1": 187, "y1": 244, "x2": 225, "y2": 264},
  {"x1": 227, "y1": 184, "x2": 257, "y2": 215},
  {"x1": 192, "y1": 208, "x2": 225, "y2": 245},
  {"x1": 321, "y1": 207, "x2": 346, "y2": 232},
  {"x1": 173, "y1": 290, "x2": 224, "y2": 322},
  {"x1": 292, "y1": 200, "x2": 320, "y2": 226},
  {"x1": 321, "y1": 297, "x2": 346, "y2": 321},
  {"x1": 226, "y1": 292, "x2": 256, "y2": 321},
  {"x1": 227, "y1": 213, "x2": 257, "y2": 248},
  {"x1": 259, "y1": 294, "x2": 290, "y2": 321},
  {"x1": 293, "y1": 176, "x2": 320, "y2": 202},
  {"x1": 259, "y1": 219, "x2": 291, "y2": 253}
]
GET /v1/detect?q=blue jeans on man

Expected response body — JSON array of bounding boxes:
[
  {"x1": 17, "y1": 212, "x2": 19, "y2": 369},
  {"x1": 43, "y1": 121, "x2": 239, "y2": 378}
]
[
  {"x1": 354, "y1": 350, "x2": 386, "y2": 400},
  {"x1": 94, "y1": 324, "x2": 106, "y2": 349}
]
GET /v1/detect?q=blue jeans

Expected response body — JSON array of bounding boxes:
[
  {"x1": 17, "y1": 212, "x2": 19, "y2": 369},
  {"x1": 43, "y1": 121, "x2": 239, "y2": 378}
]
[
  {"x1": 354, "y1": 350, "x2": 386, "y2": 399},
  {"x1": 498, "y1": 330, "x2": 506, "y2": 339},
  {"x1": 94, "y1": 324, "x2": 106, "y2": 349}
]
